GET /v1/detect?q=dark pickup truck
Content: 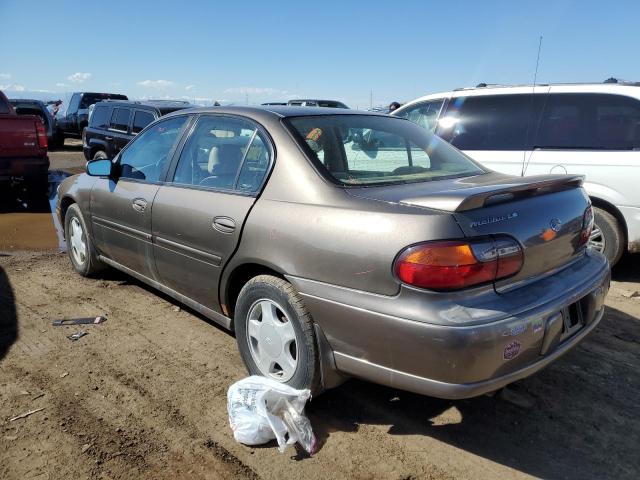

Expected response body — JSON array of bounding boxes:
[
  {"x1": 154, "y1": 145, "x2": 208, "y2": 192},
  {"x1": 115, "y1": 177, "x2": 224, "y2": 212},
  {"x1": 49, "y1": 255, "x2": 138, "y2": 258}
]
[
  {"x1": 0, "y1": 90, "x2": 49, "y2": 193},
  {"x1": 56, "y1": 92, "x2": 127, "y2": 142}
]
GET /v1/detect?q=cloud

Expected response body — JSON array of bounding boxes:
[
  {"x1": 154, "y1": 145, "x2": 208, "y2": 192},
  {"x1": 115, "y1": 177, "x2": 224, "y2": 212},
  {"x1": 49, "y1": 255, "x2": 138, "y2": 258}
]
[
  {"x1": 137, "y1": 79, "x2": 174, "y2": 88},
  {"x1": 185, "y1": 85, "x2": 195, "y2": 91},
  {"x1": 0, "y1": 83, "x2": 25, "y2": 91},
  {"x1": 0, "y1": 73, "x2": 10, "y2": 80},
  {"x1": 68, "y1": 72, "x2": 92, "y2": 83},
  {"x1": 224, "y1": 87, "x2": 285, "y2": 96},
  {"x1": 55, "y1": 82, "x2": 67, "y2": 88}
]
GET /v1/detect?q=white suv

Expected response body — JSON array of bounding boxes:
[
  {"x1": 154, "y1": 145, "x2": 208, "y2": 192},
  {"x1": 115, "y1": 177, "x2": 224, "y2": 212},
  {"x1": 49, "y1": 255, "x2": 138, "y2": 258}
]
[{"x1": 393, "y1": 80, "x2": 640, "y2": 265}]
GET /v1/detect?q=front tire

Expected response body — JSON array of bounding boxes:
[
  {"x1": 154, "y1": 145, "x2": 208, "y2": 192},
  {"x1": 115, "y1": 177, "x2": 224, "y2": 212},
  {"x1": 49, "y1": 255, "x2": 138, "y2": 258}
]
[
  {"x1": 64, "y1": 204, "x2": 104, "y2": 276},
  {"x1": 93, "y1": 150, "x2": 108, "y2": 160},
  {"x1": 591, "y1": 207, "x2": 624, "y2": 266},
  {"x1": 235, "y1": 275, "x2": 321, "y2": 393}
]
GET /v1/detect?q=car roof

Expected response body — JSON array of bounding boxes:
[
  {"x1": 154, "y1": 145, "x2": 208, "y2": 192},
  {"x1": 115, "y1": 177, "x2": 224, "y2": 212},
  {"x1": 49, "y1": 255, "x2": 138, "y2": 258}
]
[
  {"x1": 397, "y1": 82, "x2": 640, "y2": 112},
  {"x1": 162, "y1": 105, "x2": 388, "y2": 122},
  {"x1": 95, "y1": 99, "x2": 195, "y2": 111}
]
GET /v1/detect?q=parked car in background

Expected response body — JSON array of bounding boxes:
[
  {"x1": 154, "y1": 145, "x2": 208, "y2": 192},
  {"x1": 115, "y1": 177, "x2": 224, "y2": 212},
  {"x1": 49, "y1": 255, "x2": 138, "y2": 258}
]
[
  {"x1": 56, "y1": 92, "x2": 128, "y2": 143},
  {"x1": 287, "y1": 99, "x2": 349, "y2": 108},
  {"x1": 9, "y1": 98, "x2": 59, "y2": 147},
  {"x1": 393, "y1": 80, "x2": 640, "y2": 265},
  {"x1": 0, "y1": 90, "x2": 49, "y2": 193},
  {"x1": 261, "y1": 102, "x2": 287, "y2": 106},
  {"x1": 57, "y1": 106, "x2": 609, "y2": 399},
  {"x1": 83, "y1": 100, "x2": 194, "y2": 161}
]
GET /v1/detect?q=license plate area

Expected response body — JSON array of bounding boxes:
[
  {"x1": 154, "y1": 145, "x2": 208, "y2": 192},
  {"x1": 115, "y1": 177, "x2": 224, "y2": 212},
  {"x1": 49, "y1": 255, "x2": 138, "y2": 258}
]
[{"x1": 560, "y1": 299, "x2": 586, "y2": 342}]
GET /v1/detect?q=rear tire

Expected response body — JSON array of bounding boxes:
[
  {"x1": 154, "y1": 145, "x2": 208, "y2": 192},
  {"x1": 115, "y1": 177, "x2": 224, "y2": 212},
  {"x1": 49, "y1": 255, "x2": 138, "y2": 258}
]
[
  {"x1": 93, "y1": 150, "x2": 107, "y2": 160},
  {"x1": 592, "y1": 207, "x2": 624, "y2": 266},
  {"x1": 235, "y1": 275, "x2": 321, "y2": 393},
  {"x1": 64, "y1": 203, "x2": 104, "y2": 276}
]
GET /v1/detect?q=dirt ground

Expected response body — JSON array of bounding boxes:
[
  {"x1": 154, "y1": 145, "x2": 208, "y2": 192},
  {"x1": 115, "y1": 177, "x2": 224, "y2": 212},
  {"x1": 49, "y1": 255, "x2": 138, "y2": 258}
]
[{"x1": 1, "y1": 146, "x2": 639, "y2": 479}]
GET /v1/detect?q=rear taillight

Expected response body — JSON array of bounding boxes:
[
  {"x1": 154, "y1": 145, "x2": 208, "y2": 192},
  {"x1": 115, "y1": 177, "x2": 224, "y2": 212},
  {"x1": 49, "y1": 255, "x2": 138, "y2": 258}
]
[
  {"x1": 394, "y1": 236, "x2": 523, "y2": 291},
  {"x1": 35, "y1": 119, "x2": 48, "y2": 149},
  {"x1": 579, "y1": 205, "x2": 594, "y2": 248}
]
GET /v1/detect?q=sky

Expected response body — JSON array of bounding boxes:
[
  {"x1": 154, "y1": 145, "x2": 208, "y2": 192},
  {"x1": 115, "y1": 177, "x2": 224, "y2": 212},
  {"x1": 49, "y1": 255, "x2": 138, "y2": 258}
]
[{"x1": 1, "y1": 0, "x2": 640, "y2": 108}]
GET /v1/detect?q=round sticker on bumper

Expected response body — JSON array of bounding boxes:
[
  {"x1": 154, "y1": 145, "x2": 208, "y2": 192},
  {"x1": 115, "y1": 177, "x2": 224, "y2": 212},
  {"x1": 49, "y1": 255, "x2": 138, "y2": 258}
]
[{"x1": 503, "y1": 340, "x2": 521, "y2": 360}]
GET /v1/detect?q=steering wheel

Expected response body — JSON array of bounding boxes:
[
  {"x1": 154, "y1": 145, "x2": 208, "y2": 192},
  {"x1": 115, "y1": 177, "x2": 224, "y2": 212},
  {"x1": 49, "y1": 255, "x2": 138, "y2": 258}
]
[
  {"x1": 392, "y1": 165, "x2": 426, "y2": 175},
  {"x1": 199, "y1": 175, "x2": 219, "y2": 186}
]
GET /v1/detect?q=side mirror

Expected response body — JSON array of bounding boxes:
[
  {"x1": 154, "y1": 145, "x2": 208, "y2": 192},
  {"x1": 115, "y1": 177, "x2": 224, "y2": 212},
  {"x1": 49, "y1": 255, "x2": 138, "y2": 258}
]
[{"x1": 86, "y1": 159, "x2": 113, "y2": 177}]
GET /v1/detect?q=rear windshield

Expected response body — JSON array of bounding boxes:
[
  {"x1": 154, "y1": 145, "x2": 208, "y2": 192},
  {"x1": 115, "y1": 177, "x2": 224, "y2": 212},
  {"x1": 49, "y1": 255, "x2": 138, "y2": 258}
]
[
  {"x1": 287, "y1": 115, "x2": 484, "y2": 186},
  {"x1": 80, "y1": 93, "x2": 127, "y2": 109}
]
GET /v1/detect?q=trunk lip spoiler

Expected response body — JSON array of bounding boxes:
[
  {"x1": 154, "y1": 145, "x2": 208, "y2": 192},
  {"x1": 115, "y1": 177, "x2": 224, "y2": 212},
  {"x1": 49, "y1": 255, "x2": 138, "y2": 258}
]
[{"x1": 399, "y1": 174, "x2": 585, "y2": 212}]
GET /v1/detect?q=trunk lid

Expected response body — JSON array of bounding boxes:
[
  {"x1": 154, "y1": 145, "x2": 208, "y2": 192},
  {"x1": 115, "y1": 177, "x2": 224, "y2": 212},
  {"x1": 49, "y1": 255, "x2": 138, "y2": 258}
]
[{"x1": 346, "y1": 172, "x2": 590, "y2": 290}]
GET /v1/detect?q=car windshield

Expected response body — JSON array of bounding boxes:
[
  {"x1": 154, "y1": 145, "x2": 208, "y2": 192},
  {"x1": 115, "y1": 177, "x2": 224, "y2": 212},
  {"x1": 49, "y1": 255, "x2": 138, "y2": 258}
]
[{"x1": 287, "y1": 115, "x2": 484, "y2": 186}]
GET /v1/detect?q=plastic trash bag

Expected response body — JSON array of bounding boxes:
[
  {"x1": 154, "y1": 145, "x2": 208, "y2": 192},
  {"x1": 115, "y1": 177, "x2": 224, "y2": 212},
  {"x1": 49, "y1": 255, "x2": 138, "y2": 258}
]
[{"x1": 227, "y1": 376, "x2": 316, "y2": 454}]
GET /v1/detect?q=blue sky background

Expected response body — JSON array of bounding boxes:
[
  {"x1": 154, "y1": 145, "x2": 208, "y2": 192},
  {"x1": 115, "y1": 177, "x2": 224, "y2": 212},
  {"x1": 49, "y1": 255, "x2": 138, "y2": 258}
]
[{"x1": 1, "y1": 0, "x2": 639, "y2": 108}]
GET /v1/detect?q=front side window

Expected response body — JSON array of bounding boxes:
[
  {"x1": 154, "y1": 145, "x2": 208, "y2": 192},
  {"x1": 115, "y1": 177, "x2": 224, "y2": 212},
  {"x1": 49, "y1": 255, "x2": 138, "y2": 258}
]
[
  {"x1": 172, "y1": 115, "x2": 268, "y2": 191},
  {"x1": 536, "y1": 93, "x2": 640, "y2": 150},
  {"x1": 395, "y1": 99, "x2": 445, "y2": 132},
  {"x1": 109, "y1": 108, "x2": 131, "y2": 132},
  {"x1": 287, "y1": 115, "x2": 484, "y2": 186},
  {"x1": 89, "y1": 105, "x2": 110, "y2": 129},
  {"x1": 118, "y1": 116, "x2": 188, "y2": 182},
  {"x1": 132, "y1": 110, "x2": 155, "y2": 134},
  {"x1": 437, "y1": 94, "x2": 543, "y2": 151}
]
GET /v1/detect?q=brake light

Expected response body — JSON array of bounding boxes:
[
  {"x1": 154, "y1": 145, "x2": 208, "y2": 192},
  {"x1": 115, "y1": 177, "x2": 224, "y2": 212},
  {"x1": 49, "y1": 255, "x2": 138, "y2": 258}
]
[
  {"x1": 394, "y1": 236, "x2": 523, "y2": 290},
  {"x1": 579, "y1": 205, "x2": 594, "y2": 247},
  {"x1": 35, "y1": 119, "x2": 48, "y2": 149}
]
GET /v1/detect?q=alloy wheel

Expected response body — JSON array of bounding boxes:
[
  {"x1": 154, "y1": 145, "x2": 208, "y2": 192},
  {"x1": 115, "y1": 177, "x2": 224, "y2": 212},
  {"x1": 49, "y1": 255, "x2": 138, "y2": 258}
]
[{"x1": 588, "y1": 224, "x2": 606, "y2": 253}]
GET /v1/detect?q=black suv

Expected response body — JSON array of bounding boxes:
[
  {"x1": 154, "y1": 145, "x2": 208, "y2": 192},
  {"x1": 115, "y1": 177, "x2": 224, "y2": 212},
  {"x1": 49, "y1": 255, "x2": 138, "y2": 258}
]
[
  {"x1": 83, "y1": 100, "x2": 194, "y2": 160},
  {"x1": 56, "y1": 92, "x2": 128, "y2": 143}
]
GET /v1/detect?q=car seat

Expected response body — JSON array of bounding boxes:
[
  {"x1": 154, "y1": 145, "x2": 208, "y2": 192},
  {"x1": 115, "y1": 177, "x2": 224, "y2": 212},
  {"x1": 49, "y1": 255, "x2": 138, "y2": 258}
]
[{"x1": 202, "y1": 143, "x2": 243, "y2": 189}]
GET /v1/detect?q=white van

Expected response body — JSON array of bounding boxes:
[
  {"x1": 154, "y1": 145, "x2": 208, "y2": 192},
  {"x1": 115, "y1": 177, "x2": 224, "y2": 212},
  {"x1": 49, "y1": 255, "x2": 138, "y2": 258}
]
[{"x1": 393, "y1": 81, "x2": 640, "y2": 265}]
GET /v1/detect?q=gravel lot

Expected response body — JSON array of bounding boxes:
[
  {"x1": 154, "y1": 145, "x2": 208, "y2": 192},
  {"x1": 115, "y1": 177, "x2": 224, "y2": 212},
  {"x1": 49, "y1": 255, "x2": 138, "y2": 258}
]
[{"x1": 1, "y1": 146, "x2": 639, "y2": 479}]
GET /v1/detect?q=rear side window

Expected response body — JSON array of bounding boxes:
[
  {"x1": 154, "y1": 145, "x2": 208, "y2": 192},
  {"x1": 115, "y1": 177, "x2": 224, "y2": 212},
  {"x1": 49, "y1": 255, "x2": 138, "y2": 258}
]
[
  {"x1": 90, "y1": 105, "x2": 110, "y2": 129},
  {"x1": 109, "y1": 108, "x2": 131, "y2": 132},
  {"x1": 172, "y1": 115, "x2": 269, "y2": 192},
  {"x1": 132, "y1": 110, "x2": 155, "y2": 134},
  {"x1": 537, "y1": 93, "x2": 640, "y2": 150},
  {"x1": 396, "y1": 99, "x2": 445, "y2": 132},
  {"x1": 438, "y1": 94, "x2": 543, "y2": 150}
]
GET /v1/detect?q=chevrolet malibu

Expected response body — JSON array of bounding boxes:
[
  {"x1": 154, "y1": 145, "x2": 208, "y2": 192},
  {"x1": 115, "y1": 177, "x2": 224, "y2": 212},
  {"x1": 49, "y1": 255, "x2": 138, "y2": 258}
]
[{"x1": 56, "y1": 106, "x2": 610, "y2": 399}]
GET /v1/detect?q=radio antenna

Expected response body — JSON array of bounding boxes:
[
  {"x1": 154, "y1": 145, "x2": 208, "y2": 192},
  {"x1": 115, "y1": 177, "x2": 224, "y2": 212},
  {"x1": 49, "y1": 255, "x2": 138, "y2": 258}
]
[{"x1": 521, "y1": 35, "x2": 543, "y2": 177}]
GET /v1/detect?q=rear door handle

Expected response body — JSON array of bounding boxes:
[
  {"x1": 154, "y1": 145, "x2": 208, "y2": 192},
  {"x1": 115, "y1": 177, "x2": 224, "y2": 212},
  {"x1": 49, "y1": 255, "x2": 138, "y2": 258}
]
[
  {"x1": 105, "y1": 136, "x2": 113, "y2": 140},
  {"x1": 132, "y1": 198, "x2": 148, "y2": 213},
  {"x1": 212, "y1": 216, "x2": 236, "y2": 233}
]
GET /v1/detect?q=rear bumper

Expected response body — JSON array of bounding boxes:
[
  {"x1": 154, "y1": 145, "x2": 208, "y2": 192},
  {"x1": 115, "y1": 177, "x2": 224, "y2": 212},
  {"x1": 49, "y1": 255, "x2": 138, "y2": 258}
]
[
  {"x1": 289, "y1": 250, "x2": 610, "y2": 399},
  {"x1": 0, "y1": 156, "x2": 49, "y2": 180}
]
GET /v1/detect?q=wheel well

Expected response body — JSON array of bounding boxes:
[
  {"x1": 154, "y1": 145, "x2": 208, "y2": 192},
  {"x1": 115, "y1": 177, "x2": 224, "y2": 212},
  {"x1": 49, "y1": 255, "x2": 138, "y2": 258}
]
[
  {"x1": 224, "y1": 263, "x2": 285, "y2": 325},
  {"x1": 59, "y1": 197, "x2": 75, "y2": 227},
  {"x1": 590, "y1": 197, "x2": 627, "y2": 243},
  {"x1": 90, "y1": 145, "x2": 105, "y2": 157}
]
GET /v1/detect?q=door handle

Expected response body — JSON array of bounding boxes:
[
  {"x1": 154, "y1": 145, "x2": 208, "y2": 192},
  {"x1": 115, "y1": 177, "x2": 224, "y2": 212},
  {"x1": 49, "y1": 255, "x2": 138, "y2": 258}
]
[
  {"x1": 212, "y1": 216, "x2": 236, "y2": 233},
  {"x1": 105, "y1": 136, "x2": 113, "y2": 140},
  {"x1": 132, "y1": 198, "x2": 148, "y2": 213}
]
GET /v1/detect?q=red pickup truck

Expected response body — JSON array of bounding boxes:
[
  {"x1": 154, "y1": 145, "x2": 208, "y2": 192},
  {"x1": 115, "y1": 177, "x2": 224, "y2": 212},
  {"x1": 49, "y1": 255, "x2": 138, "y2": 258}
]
[{"x1": 0, "y1": 90, "x2": 49, "y2": 193}]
